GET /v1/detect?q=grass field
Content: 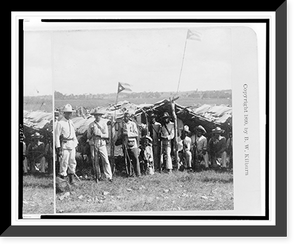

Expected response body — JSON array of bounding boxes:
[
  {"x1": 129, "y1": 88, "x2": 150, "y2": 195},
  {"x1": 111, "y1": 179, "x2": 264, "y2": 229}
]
[
  {"x1": 56, "y1": 169, "x2": 233, "y2": 213},
  {"x1": 23, "y1": 174, "x2": 54, "y2": 214}
]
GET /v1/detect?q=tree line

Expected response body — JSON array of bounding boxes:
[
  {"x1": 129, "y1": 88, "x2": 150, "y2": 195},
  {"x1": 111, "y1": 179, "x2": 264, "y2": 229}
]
[{"x1": 54, "y1": 90, "x2": 232, "y2": 100}]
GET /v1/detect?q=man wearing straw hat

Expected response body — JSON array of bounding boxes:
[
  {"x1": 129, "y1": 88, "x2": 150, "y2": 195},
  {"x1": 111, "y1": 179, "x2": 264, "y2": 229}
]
[
  {"x1": 208, "y1": 127, "x2": 227, "y2": 168},
  {"x1": 55, "y1": 104, "x2": 78, "y2": 184},
  {"x1": 192, "y1": 125, "x2": 209, "y2": 169},
  {"x1": 87, "y1": 107, "x2": 113, "y2": 182}
]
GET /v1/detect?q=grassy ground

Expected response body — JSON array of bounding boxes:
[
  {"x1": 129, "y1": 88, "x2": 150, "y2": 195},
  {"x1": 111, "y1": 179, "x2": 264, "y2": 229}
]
[
  {"x1": 23, "y1": 174, "x2": 54, "y2": 214},
  {"x1": 56, "y1": 169, "x2": 233, "y2": 213}
]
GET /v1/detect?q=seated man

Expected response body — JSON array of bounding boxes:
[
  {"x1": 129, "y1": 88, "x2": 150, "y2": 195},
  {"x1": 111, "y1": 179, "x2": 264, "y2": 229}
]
[
  {"x1": 208, "y1": 127, "x2": 227, "y2": 168},
  {"x1": 26, "y1": 132, "x2": 46, "y2": 174}
]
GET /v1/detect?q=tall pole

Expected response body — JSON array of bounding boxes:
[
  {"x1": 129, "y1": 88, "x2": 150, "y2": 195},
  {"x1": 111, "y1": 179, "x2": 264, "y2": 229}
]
[
  {"x1": 176, "y1": 37, "x2": 188, "y2": 94},
  {"x1": 110, "y1": 84, "x2": 120, "y2": 174},
  {"x1": 171, "y1": 100, "x2": 179, "y2": 170}
]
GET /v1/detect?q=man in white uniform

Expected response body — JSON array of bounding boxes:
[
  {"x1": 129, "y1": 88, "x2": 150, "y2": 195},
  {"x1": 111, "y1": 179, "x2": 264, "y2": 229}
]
[
  {"x1": 87, "y1": 107, "x2": 112, "y2": 182},
  {"x1": 55, "y1": 104, "x2": 78, "y2": 184}
]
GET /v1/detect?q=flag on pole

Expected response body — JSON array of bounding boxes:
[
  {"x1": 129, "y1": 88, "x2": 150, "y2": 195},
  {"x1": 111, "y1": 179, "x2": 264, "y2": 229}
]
[
  {"x1": 117, "y1": 82, "x2": 132, "y2": 93},
  {"x1": 186, "y1": 29, "x2": 202, "y2": 41}
]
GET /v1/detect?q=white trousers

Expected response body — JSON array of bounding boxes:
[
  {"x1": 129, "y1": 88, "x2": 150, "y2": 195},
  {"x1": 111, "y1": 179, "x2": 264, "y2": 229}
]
[
  {"x1": 60, "y1": 148, "x2": 77, "y2": 177},
  {"x1": 184, "y1": 150, "x2": 192, "y2": 169},
  {"x1": 90, "y1": 145, "x2": 112, "y2": 179}
]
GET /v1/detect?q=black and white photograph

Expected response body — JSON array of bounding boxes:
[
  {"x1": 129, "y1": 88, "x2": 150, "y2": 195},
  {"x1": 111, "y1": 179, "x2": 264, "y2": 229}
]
[{"x1": 47, "y1": 23, "x2": 239, "y2": 214}]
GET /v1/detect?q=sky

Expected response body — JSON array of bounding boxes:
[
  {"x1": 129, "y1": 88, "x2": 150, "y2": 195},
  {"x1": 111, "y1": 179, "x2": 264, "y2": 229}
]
[{"x1": 24, "y1": 22, "x2": 257, "y2": 96}]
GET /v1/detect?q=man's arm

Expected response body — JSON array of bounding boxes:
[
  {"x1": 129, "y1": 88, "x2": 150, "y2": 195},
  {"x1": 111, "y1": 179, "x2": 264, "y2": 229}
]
[
  {"x1": 167, "y1": 123, "x2": 175, "y2": 140},
  {"x1": 55, "y1": 122, "x2": 62, "y2": 148}
]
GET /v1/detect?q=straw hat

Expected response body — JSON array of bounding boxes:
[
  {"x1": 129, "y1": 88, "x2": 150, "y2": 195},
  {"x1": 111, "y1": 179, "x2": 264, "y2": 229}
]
[
  {"x1": 195, "y1": 125, "x2": 206, "y2": 133},
  {"x1": 141, "y1": 135, "x2": 152, "y2": 143},
  {"x1": 183, "y1": 125, "x2": 190, "y2": 133},
  {"x1": 212, "y1": 127, "x2": 224, "y2": 134},
  {"x1": 162, "y1": 112, "x2": 170, "y2": 119},
  {"x1": 61, "y1": 104, "x2": 74, "y2": 113},
  {"x1": 31, "y1": 132, "x2": 42, "y2": 138},
  {"x1": 91, "y1": 107, "x2": 106, "y2": 115}
]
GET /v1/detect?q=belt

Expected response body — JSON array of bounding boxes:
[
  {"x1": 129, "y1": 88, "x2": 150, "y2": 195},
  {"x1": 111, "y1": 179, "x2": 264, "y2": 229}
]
[{"x1": 62, "y1": 137, "x2": 74, "y2": 141}]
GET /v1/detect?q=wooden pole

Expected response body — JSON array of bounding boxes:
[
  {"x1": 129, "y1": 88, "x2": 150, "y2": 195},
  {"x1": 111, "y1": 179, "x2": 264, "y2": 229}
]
[{"x1": 171, "y1": 100, "x2": 179, "y2": 170}]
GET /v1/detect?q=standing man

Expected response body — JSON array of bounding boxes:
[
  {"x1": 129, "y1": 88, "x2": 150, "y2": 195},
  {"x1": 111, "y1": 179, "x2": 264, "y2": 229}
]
[
  {"x1": 192, "y1": 125, "x2": 209, "y2": 169},
  {"x1": 55, "y1": 104, "x2": 78, "y2": 185},
  {"x1": 208, "y1": 127, "x2": 227, "y2": 168},
  {"x1": 122, "y1": 111, "x2": 141, "y2": 177},
  {"x1": 180, "y1": 125, "x2": 192, "y2": 171},
  {"x1": 160, "y1": 112, "x2": 175, "y2": 173},
  {"x1": 87, "y1": 107, "x2": 113, "y2": 183},
  {"x1": 148, "y1": 112, "x2": 162, "y2": 172}
]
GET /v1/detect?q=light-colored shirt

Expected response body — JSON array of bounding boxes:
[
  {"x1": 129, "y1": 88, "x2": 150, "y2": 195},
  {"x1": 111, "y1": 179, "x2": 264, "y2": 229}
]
[
  {"x1": 192, "y1": 135, "x2": 208, "y2": 152},
  {"x1": 123, "y1": 120, "x2": 139, "y2": 149},
  {"x1": 55, "y1": 117, "x2": 78, "y2": 149},
  {"x1": 161, "y1": 122, "x2": 175, "y2": 141},
  {"x1": 178, "y1": 136, "x2": 192, "y2": 152},
  {"x1": 87, "y1": 119, "x2": 109, "y2": 147}
]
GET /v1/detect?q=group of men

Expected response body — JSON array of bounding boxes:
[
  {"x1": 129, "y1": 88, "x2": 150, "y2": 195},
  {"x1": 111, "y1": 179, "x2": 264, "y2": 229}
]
[
  {"x1": 147, "y1": 111, "x2": 232, "y2": 174},
  {"x1": 24, "y1": 103, "x2": 232, "y2": 185}
]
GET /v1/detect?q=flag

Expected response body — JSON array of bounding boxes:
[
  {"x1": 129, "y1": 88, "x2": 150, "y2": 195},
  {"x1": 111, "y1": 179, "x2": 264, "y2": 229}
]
[
  {"x1": 186, "y1": 29, "x2": 202, "y2": 41},
  {"x1": 117, "y1": 82, "x2": 132, "y2": 94}
]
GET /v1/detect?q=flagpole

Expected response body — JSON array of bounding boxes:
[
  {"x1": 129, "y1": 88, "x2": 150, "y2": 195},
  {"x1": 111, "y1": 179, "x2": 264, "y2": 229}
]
[
  {"x1": 115, "y1": 83, "x2": 120, "y2": 105},
  {"x1": 176, "y1": 36, "x2": 188, "y2": 94}
]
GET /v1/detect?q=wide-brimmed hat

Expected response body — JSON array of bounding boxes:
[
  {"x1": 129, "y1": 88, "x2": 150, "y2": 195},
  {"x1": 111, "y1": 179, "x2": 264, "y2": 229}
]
[
  {"x1": 31, "y1": 132, "x2": 42, "y2": 138},
  {"x1": 195, "y1": 125, "x2": 206, "y2": 133},
  {"x1": 140, "y1": 135, "x2": 152, "y2": 143},
  {"x1": 61, "y1": 104, "x2": 75, "y2": 113},
  {"x1": 91, "y1": 107, "x2": 106, "y2": 115},
  {"x1": 183, "y1": 125, "x2": 190, "y2": 133},
  {"x1": 162, "y1": 112, "x2": 170, "y2": 119},
  {"x1": 212, "y1": 127, "x2": 224, "y2": 134},
  {"x1": 148, "y1": 112, "x2": 156, "y2": 118}
]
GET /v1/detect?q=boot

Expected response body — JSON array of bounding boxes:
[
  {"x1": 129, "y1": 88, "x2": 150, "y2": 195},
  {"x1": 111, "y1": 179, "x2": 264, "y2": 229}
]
[{"x1": 68, "y1": 174, "x2": 76, "y2": 185}]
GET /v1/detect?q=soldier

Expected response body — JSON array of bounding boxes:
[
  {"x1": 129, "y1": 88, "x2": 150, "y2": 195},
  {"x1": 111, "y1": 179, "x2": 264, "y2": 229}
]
[
  {"x1": 208, "y1": 127, "x2": 227, "y2": 168},
  {"x1": 26, "y1": 132, "x2": 46, "y2": 174},
  {"x1": 87, "y1": 107, "x2": 112, "y2": 182},
  {"x1": 55, "y1": 104, "x2": 78, "y2": 185},
  {"x1": 122, "y1": 111, "x2": 141, "y2": 177},
  {"x1": 160, "y1": 112, "x2": 175, "y2": 173},
  {"x1": 148, "y1": 112, "x2": 162, "y2": 172},
  {"x1": 192, "y1": 125, "x2": 209, "y2": 169}
]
